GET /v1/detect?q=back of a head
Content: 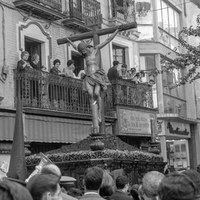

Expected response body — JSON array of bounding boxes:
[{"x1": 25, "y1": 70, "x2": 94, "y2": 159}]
[
  {"x1": 27, "y1": 173, "x2": 59, "y2": 200},
  {"x1": 116, "y1": 175, "x2": 129, "y2": 189},
  {"x1": 84, "y1": 166, "x2": 103, "y2": 191},
  {"x1": 158, "y1": 172, "x2": 196, "y2": 200},
  {"x1": 130, "y1": 185, "x2": 140, "y2": 200},
  {"x1": 142, "y1": 171, "x2": 164, "y2": 198},
  {"x1": 0, "y1": 178, "x2": 33, "y2": 200},
  {"x1": 182, "y1": 169, "x2": 200, "y2": 195},
  {"x1": 113, "y1": 61, "x2": 119, "y2": 66},
  {"x1": 40, "y1": 164, "x2": 61, "y2": 179},
  {"x1": 99, "y1": 170, "x2": 115, "y2": 197}
]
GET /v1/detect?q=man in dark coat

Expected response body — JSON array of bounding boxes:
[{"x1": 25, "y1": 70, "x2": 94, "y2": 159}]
[
  {"x1": 80, "y1": 166, "x2": 105, "y2": 200},
  {"x1": 110, "y1": 175, "x2": 132, "y2": 200},
  {"x1": 107, "y1": 61, "x2": 120, "y2": 82}
]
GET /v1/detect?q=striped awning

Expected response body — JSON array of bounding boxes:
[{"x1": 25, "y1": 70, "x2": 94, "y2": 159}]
[{"x1": 0, "y1": 112, "x2": 93, "y2": 143}]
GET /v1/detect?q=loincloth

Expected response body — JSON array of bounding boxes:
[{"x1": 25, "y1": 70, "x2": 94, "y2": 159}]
[{"x1": 83, "y1": 69, "x2": 109, "y2": 91}]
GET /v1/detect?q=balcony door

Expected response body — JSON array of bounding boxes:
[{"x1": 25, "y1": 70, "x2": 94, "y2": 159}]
[
  {"x1": 25, "y1": 37, "x2": 42, "y2": 67},
  {"x1": 72, "y1": 51, "x2": 84, "y2": 76}
]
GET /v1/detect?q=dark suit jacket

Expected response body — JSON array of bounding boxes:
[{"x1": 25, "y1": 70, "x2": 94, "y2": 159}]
[
  {"x1": 110, "y1": 190, "x2": 133, "y2": 200},
  {"x1": 80, "y1": 193, "x2": 105, "y2": 200}
]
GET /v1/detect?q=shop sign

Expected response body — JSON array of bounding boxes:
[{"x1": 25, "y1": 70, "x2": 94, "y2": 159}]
[
  {"x1": 166, "y1": 121, "x2": 191, "y2": 138},
  {"x1": 118, "y1": 108, "x2": 155, "y2": 135}
]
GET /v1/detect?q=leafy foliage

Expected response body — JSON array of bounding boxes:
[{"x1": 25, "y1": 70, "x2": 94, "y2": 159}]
[
  {"x1": 26, "y1": 149, "x2": 163, "y2": 166},
  {"x1": 151, "y1": 15, "x2": 200, "y2": 88}
]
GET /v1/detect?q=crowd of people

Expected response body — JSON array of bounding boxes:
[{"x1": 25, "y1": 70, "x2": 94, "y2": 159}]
[
  {"x1": 107, "y1": 61, "x2": 146, "y2": 84},
  {"x1": 1, "y1": 163, "x2": 200, "y2": 200},
  {"x1": 17, "y1": 51, "x2": 79, "y2": 79},
  {"x1": 17, "y1": 51, "x2": 147, "y2": 84}
]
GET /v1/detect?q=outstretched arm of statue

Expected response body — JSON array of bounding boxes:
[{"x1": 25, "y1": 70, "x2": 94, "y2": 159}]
[
  {"x1": 96, "y1": 29, "x2": 119, "y2": 50},
  {"x1": 66, "y1": 37, "x2": 77, "y2": 50}
]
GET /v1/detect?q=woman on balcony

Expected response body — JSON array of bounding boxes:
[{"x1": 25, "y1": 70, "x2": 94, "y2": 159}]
[
  {"x1": 17, "y1": 51, "x2": 32, "y2": 72},
  {"x1": 50, "y1": 59, "x2": 61, "y2": 75}
]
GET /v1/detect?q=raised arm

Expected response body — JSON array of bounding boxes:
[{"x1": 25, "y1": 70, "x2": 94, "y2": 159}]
[
  {"x1": 66, "y1": 37, "x2": 78, "y2": 50},
  {"x1": 96, "y1": 29, "x2": 119, "y2": 50}
]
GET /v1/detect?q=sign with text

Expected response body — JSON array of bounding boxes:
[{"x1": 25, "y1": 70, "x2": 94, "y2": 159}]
[{"x1": 118, "y1": 108, "x2": 155, "y2": 135}]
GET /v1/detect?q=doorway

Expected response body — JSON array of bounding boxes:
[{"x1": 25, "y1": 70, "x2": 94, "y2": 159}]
[
  {"x1": 25, "y1": 36, "x2": 42, "y2": 67},
  {"x1": 72, "y1": 51, "x2": 84, "y2": 76}
]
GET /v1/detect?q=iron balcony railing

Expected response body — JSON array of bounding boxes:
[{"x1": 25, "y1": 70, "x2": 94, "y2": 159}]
[
  {"x1": 110, "y1": 0, "x2": 136, "y2": 23},
  {"x1": 110, "y1": 79, "x2": 153, "y2": 108},
  {"x1": 14, "y1": 69, "x2": 153, "y2": 117},
  {"x1": 68, "y1": 0, "x2": 101, "y2": 21},
  {"x1": 32, "y1": 0, "x2": 62, "y2": 11}
]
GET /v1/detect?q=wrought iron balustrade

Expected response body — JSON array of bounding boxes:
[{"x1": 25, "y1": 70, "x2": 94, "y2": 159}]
[
  {"x1": 67, "y1": 0, "x2": 100, "y2": 20},
  {"x1": 38, "y1": 0, "x2": 62, "y2": 11},
  {"x1": 110, "y1": 0, "x2": 136, "y2": 24},
  {"x1": 110, "y1": 79, "x2": 153, "y2": 108},
  {"x1": 14, "y1": 69, "x2": 153, "y2": 117},
  {"x1": 14, "y1": 69, "x2": 113, "y2": 117},
  {"x1": 13, "y1": 0, "x2": 63, "y2": 21}
]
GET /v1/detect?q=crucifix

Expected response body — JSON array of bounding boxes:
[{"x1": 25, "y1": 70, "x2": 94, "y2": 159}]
[{"x1": 57, "y1": 16, "x2": 137, "y2": 135}]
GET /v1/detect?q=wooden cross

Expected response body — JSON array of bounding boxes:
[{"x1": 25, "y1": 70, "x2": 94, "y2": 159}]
[{"x1": 57, "y1": 20, "x2": 137, "y2": 135}]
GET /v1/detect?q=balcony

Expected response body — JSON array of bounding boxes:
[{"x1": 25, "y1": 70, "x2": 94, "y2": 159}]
[
  {"x1": 157, "y1": 93, "x2": 190, "y2": 123},
  {"x1": 109, "y1": 0, "x2": 136, "y2": 26},
  {"x1": 110, "y1": 79, "x2": 153, "y2": 108},
  {"x1": 62, "y1": 0, "x2": 101, "y2": 32},
  {"x1": 163, "y1": 94, "x2": 186, "y2": 117},
  {"x1": 14, "y1": 69, "x2": 153, "y2": 119},
  {"x1": 13, "y1": 0, "x2": 64, "y2": 21}
]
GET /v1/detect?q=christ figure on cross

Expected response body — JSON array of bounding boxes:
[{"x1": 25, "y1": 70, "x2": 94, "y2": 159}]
[{"x1": 66, "y1": 28, "x2": 120, "y2": 133}]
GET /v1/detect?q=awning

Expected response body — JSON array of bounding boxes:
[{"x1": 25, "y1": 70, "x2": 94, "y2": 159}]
[{"x1": 0, "y1": 112, "x2": 95, "y2": 143}]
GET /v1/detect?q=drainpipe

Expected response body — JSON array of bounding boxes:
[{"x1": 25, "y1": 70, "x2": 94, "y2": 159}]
[{"x1": 0, "y1": 2, "x2": 8, "y2": 83}]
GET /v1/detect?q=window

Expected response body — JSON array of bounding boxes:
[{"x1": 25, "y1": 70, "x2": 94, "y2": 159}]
[
  {"x1": 112, "y1": 45, "x2": 126, "y2": 64},
  {"x1": 157, "y1": 0, "x2": 180, "y2": 50}
]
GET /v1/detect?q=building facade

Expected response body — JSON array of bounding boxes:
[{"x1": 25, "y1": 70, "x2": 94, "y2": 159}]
[
  {"x1": 137, "y1": 0, "x2": 200, "y2": 169},
  {"x1": 0, "y1": 0, "x2": 200, "y2": 170},
  {"x1": 0, "y1": 0, "x2": 156, "y2": 163}
]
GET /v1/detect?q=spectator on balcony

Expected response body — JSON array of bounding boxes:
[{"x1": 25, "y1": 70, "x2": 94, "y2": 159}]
[
  {"x1": 17, "y1": 51, "x2": 32, "y2": 72},
  {"x1": 107, "y1": 61, "x2": 120, "y2": 82},
  {"x1": 78, "y1": 69, "x2": 86, "y2": 79},
  {"x1": 16, "y1": 51, "x2": 33, "y2": 99},
  {"x1": 127, "y1": 67, "x2": 136, "y2": 80},
  {"x1": 119, "y1": 63, "x2": 129, "y2": 80},
  {"x1": 50, "y1": 59, "x2": 61, "y2": 75},
  {"x1": 133, "y1": 71, "x2": 145, "y2": 84},
  {"x1": 30, "y1": 54, "x2": 46, "y2": 71},
  {"x1": 64, "y1": 60, "x2": 77, "y2": 78}
]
